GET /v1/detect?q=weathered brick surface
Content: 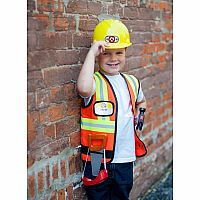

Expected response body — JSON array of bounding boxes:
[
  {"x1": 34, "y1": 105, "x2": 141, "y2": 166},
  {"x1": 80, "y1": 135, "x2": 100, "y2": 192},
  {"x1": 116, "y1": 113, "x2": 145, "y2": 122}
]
[{"x1": 27, "y1": 0, "x2": 173, "y2": 199}]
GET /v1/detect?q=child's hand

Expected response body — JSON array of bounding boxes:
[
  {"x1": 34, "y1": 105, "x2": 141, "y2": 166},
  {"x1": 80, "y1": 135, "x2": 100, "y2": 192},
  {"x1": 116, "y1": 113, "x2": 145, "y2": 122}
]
[{"x1": 89, "y1": 41, "x2": 109, "y2": 57}]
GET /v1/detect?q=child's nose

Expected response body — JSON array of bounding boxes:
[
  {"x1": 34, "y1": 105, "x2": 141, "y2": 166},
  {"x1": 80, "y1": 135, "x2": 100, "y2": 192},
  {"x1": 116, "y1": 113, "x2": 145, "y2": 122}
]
[{"x1": 110, "y1": 54, "x2": 117, "y2": 61}]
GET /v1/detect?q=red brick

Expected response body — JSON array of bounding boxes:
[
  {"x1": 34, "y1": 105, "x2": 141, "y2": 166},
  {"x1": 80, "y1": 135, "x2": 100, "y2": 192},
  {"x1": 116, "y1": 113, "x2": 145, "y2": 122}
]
[
  {"x1": 58, "y1": 189, "x2": 65, "y2": 200},
  {"x1": 154, "y1": 2, "x2": 160, "y2": 10},
  {"x1": 163, "y1": 91, "x2": 172, "y2": 101},
  {"x1": 66, "y1": 98, "x2": 81, "y2": 115},
  {"x1": 28, "y1": 130, "x2": 36, "y2": 146},
  {"x1": 28, "y1": 50, "x2": 57, "y2": 70},
  {"x1": 36, "y1": 89, "x2": 51, "y2": 109},
  {"x1": 38, "y1": 171, "x2": 44, "y2": 193},
  {"x1": 142, "y1": 123, "x2": 152, "y2": 136},
  {"x1": 28, "y1": 31, "x2": 37, "y2": 51},
  {"x1": 53, "y1": 163, "x2": 58, "y2": 179},
  {"x1": 56, "y1": 117, "x2": 77, "y2": 138},
  {"x1": 66, "y1": 0, "x2": 87, "y2": 14},
  {"x1": 108, "y1": 3, "x2": 123, "y2": 16},
  {"x1": 73, "y1": 32, "x2": 92, "y2": 48},
  {"x1": 48, "y1": 104, "x2": 66, "y2": 122},
  {"x1": 27, "y1": 112, "x2": 39, "y2": 144},
  {"x1": 50, "y1": 190, "x2": 57, "y2": 200},
  {"x1": 56, "y1": 50, "x2": 80, "y2": 66},
  {"x1": 87, "y1": 1, "x2": 102, "y2": 15},
  {"x1": 164, "y1": 101, "x2": 172, "y2": 110},
  {"x1": 155, "y1": 43, "x2": 166, "y2": 52},
  {"x1": 27, "y1": 92, "x2": 36, "y2": 111},
  {"x1": 44, "y1": 124, "x2": 56, "y2": 138},
  {"x1": 127, "y1": 44, "x2": 144, "y2": 56},
  {"x1": 60, "y1": 160, "x2": 67, "y2": 178},
  {"x1": 156, "y1": 106, "x2": 165, "y2": 116},
  {"x1": 54, "y1": 15, "x2": 75, "y2": 31},
  {"x1": 70, "y1": 131, "x2": 80, "y2": 148},
  {"x1": 66, "y1": 32, "x2": 73, "y2": 48},
  {"x1": 156, "y1": 62, "x2": 166, "y2": 71},
  {"x1": 152, "y1": 34, "x2": 161, "y2": 42},
  {"x1": 140, "y1": 55, "x2": 151, "y2": 66},
  {"x1": 149, "y1": 0, "x2": 154, "y2": 9},
  {"x1": 138, "y1": 8, "x2": 160, "y2": 20},
  {"x1": 66, "y1": 184, "x2": 74, "y2": 200},
  {"x1": 143, "y1": 44, "x2": 157, "y2": 54},
  {"x1": 68, "y1": 155, "x2": 76, "y2": 175},
  {"x1": 125, "y1": 56, "x2": 141, "y2": 71},
  {"x1": 39, "y1": 108, "x2": 49, "y2": 124},
  {"x1": 37, "y1": 0, "x2": 54, "y2": 12},
  {"x1": 63, "y1": 83, "x2": 78, "y2": 100},
  {"x1": 27, "y1": 154, "x2": 35, "y2": 168},
  {"x1": 162, "y1": 113, "x2": 170, "y2": 123},
  {"x1": 28, "y1": 0, "x2": 36, "y2": 11},
  {"x1": 79, "y1": 16, "x2": 98, "y2": 31},
  {"x1": 50, "y1": 86, "x2": 65, "y2": 103},
  {"x1": 123, "y1": 20, "x2": 152, "y2": 32},
  {"x1": 46, "y1": 165, "x2": 51, "y2": 188},
  {"x1": 37, "y1": 32, "x2": 67, "y2": 50},
  {"x1": 75, "y1": 153, "x2": 82, "y2": 172},
  {"x1": 27, "y1": 71, "x2": 46, "y2": 92},
  {"x1": 164, "y1": 21, "x2": 173, "y2": 30},
  {"x1": 162, "y1": 33, "x2": 173, "y2": 42},
  {"x1": 28, "y1": 175, "x2": 35, "y2": 198},
  {"x1": 33, "y1": 14, "x2": 49, "y2": 31},
  {"x1": 127, "y1": 0, "x2": 140, "y2": 7},
  {"x1": 54, "y1": 0, "x2": 64, "y2": 13},
  {"x1": 160, "y1": 1, "x2": 171, "y2": 11},
  {"x1": 152, "y1": 118, "x2": 162, "y2": 129},
  {"x1": 144, "y1": 137, "x2": 153, "y2": 147},
  {"x1": 123, "y1": 7, "x2": 138, "y2": 19},
  {"x1": 39, "y1": 137, "x2": 69, "y2": 158},
  {"x1": 42, "y1": 66, "x2": 72, "y2": 87}
]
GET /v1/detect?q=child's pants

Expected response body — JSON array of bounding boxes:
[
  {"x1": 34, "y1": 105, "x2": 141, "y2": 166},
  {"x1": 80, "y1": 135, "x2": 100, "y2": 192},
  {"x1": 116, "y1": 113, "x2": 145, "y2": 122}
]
[{"x1": 84, "y1": 162, "x2": 134, "y2": 200}]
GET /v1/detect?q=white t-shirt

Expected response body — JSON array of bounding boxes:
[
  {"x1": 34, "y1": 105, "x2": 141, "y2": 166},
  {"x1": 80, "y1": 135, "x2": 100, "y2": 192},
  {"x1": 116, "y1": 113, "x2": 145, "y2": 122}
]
[{"x1": 83, "y1": 73, "x2": 144, "y2": 163}]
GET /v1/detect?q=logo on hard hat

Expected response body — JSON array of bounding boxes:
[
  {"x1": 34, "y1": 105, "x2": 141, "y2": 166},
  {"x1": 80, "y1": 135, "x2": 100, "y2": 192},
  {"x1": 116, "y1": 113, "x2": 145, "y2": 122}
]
[{"x1": 105, "y1": 36, "x2": 119, "y2": 43}]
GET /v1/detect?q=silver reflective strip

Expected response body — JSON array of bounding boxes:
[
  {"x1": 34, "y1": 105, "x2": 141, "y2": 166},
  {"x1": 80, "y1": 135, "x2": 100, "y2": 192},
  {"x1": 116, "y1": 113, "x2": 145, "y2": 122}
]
[
  {"x1": 81, "y1": 122, "x2": 114, "y2": 129},
  {"x1": 129, "y1": 76, "x2": 138, "y2": 95},
  {"x1": 95, "y1": 73, "x2": 104, "y2": 100},
  {"x1": 95, "y1": 72, "x2": 106, "y2": 121}
]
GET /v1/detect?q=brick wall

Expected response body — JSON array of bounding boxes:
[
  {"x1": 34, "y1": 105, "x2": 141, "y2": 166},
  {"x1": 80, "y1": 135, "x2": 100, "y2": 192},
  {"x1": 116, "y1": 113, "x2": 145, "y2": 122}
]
[{"x1": 27, "y1": 0, "x2": 173, "y2": 199}]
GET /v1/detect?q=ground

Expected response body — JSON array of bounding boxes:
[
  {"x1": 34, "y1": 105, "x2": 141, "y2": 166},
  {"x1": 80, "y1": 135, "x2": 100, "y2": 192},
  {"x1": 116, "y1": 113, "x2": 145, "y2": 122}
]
[{"x1": 138, "y1": 164, "x2": 173, "y2": 200}]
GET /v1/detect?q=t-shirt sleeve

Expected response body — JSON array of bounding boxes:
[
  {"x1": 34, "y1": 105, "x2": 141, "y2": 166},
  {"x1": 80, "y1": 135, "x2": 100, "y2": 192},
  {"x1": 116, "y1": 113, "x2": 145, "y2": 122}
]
[
  {"x1": 137, "y1": 83, "x2": 144, "y2": 102},
  {"x1": 80, "y1": 81, "x2": 96, "y2": 106}
]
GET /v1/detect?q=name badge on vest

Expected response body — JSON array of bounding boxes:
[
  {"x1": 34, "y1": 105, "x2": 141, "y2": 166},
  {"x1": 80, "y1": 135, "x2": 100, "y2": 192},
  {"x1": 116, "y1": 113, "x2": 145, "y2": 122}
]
[{"x1": 94, "y1": 101, "x2": 114, "y2": 116}]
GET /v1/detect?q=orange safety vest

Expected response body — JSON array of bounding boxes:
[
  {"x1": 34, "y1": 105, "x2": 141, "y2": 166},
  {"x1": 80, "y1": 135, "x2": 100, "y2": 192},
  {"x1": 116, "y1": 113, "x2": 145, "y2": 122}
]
[{"x1": 80, "y1": 71, "x2": 147, "y2": 163}]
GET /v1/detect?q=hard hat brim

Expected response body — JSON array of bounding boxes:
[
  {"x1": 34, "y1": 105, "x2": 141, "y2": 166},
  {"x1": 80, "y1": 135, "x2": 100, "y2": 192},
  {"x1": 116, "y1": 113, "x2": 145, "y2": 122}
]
[{"x1": 105, "y1": 42, "x2": 132, "y2": 49}]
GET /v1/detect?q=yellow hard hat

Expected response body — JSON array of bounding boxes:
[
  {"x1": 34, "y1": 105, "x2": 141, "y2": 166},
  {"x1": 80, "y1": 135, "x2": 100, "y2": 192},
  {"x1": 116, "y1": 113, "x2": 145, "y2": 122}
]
[{"x1": 93, "y1": 19, "x2": 132, "y2": 49}]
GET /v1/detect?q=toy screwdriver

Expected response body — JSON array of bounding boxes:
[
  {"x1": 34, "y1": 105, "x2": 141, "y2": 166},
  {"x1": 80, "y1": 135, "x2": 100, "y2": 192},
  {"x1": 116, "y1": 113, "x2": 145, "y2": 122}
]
[{"x1": 136, "y1": 108, "x2": 146, "y2": 131}]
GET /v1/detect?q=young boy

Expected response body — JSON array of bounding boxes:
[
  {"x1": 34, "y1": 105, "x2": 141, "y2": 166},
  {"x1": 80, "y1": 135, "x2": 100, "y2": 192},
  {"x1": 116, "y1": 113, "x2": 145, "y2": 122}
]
[{"x1": 77, "y1": 19, "x2": 147, "y2": 200}]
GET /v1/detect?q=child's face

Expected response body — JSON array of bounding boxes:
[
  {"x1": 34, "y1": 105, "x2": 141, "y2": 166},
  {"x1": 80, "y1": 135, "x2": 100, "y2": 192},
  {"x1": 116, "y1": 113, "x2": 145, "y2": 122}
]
[{"x1": 97, "y1": 48, "x2": 126, "y2": 75}]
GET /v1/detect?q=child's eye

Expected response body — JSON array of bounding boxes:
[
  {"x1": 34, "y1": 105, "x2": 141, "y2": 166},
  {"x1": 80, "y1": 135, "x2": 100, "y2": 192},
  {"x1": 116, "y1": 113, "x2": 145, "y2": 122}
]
[
  {"x1": 102, "y1": 52, "x2": 108, "y2": 55},
  {"x1": 116, "y1": 52, "x2": 123, "y2": 54}
]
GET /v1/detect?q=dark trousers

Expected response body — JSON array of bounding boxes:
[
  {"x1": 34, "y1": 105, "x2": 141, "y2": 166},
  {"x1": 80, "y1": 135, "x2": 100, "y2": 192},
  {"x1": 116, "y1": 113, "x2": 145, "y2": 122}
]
[{"x1": 84, "y1": 162, "x2": 134, "y2": 200}]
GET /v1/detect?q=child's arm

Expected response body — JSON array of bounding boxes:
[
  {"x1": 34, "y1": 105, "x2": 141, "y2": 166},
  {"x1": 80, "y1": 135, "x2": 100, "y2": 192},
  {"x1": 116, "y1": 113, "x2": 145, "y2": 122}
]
[
  {"x1": 77, "y1": 41, "x2": 108, "y2": 97},
  {"x1": 135, "y1": 96, "x2": 147, "y2": 131},
  {"x1": 135, "y1": 96, "x2": 147, "y2": 117}
]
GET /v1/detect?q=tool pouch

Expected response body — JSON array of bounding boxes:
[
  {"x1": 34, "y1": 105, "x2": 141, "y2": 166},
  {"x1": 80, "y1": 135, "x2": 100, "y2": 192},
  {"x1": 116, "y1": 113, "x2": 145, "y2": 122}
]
[{"x1": 81, "y1": 134, "x2": 108, "y2": 186}]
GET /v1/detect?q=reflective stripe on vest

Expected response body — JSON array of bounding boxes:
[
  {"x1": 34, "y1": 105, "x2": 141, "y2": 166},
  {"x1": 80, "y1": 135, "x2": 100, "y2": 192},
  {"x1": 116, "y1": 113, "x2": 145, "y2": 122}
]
[
  {"x1": 80, "y1": 71, "x2": 147, "y2": 163},
  {"x1": 81, "y1": 117, "x2": 115, "y2": 133}
]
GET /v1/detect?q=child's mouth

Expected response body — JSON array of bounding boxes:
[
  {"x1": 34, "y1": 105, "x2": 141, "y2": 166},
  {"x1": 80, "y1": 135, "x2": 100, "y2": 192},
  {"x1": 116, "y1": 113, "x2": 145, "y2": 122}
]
[{"x1": 107, "y1": 62, "x2": 120, "y2": 67}]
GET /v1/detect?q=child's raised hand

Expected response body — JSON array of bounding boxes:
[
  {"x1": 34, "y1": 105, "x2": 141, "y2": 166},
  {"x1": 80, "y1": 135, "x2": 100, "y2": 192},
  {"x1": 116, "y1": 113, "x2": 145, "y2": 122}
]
[{"x1": 90, "y1": 41, "x2": 109, "y2": 57}]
